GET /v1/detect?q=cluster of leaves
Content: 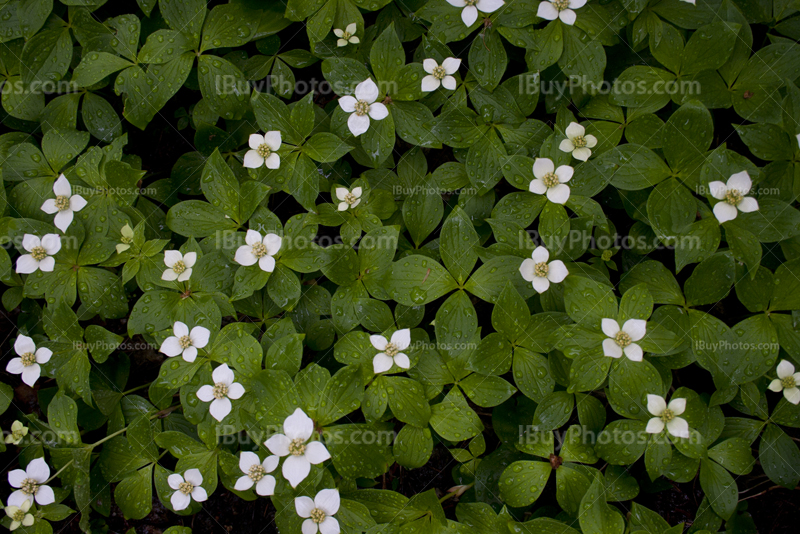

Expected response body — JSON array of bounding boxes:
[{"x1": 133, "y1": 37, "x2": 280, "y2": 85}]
[{"x1": 2, "y1": 0, "x2": 800, "y2": 533}]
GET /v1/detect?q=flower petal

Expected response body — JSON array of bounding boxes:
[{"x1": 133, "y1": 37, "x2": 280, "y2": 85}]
[
  {"x1": 41, "y1": 234, "x2": 60, "y2": 255},
  {"x1": 777, "y1": 359, "x2": 796, "y2": 378},
  {"x1": 209, "y1": 397, "x2": 232, "y2": 421},
  {"x1": 256, "y1": 475, "x2": 276, "y2": 496},
  {"x1": 6, "y1": 358, "x2": 24, "y2": 375},
  {"x1": 572, "y1": 147, "x2": 592, "y2": 161},
  {"x1": 531, "y1": 276, "x2": 550, "y2": 294},
  {"x1": 173, "y1": 321, "x2": 189, "y2": 337},
  {"x1": 339, "y1": 96, "x2": 357, "y2": 113},
  {"x1": 167, "y1": 474, "x2": 184, "y2": 490},
  {"x1": 370, "y1": 335, "x2": 388, "y2": 351},
  {"x1": 559, "y1": 8, "x2": 577, "y2": 25},
  {"x1": 245, "y1": 229, "x2": 263, "y2": 246},
  {"x1": 461, "y1": 5, "x2": 479, "y2": 26},
  {"x1": 249, "y1": 134, "x2": 265, "y2": 149},
  {"x1": 391, "y1": 328, "x2": 411, "y2": 350},
  {"x1": 235, "y1": 475, "x2": 255, "y2": 491},
  {"x1": 624, "y1": 343, "x2": 643, "y2": 362},
  {"x1": 196, "y1": 385, "x2": 215, "y2": 402},
  {"x1": 601, "y1": 318, "x2": 621, "y2": 337},
  {"x1": 423, "y1": 58, "x2": 438, "y2": 74},
  {"x1": 244, "y1": 147, "x2": 266, "y2": 166},
  {"x1": 239, "y1": 451, "x2": 260, "y2": 473},
  {"x1": 21, "y1": 365, "x2": 41, "y2": 387},
  {"x1": 264, "y1": 234, "x2": 282, "y2": 255},
  {"x1": 713, "y1": 201, "x2": 738, "y2": 223},
  {"x1": 41, "y1": 199, "x2": 58, "y2": 214},
  {"x1": 368, "y1": 102, "x2": 389, "y2": 120},
  {"x1": 708, "y1": 181, "x2": 728, "y2": 199},
  {"x1": 477, "y1": 0, "x2": 505, "y2": 12},
  {"x1": 537, "y1": 1, "x2": 559, "y2": 20},
  {"x1": 785, "y1": 387, "x2": 800, "y2": 405},
  {"x1": 519, "y1": 258, "x2": 536, "y2": 281},
  {"x1": 304, "y1": 441, "x2": 331, "y2": 465},
  {"x1": 319, "y1": 516, "x2": 340, "y2": 534},
  {"x1": 442, "y1": 57, "x2": 461, "y2": 74},
  {"x1": 22, "y1": 235, "x2": 40, "y2": 252},
  {"x1": 531, "y1": 246, "x2": 549, "y2": 264},
  {"x1": 727, "y1": 170, "x2": 752, "y2": 193},
  {"x1": 647, "y1": 394, "x2": 666, "y2": 416},
  {"x1": 546, "y1": 183, "x2": 570, "y2": 204},
  {"x1": 16, "y1": 255, "x2": 38, "y2": 274},
  {"x1": 394, "y1": 353, "x2": 410, "y2": 368},
  {"x1": 373, "y1": 353, "x2": 394, "y2": 373},
  {"x1": 442, "y1": 75, "x2": 457, "y2": 90},
  {"x1": 348, "y1": 113, "x2": 370, "y2": 136},
  {"x1": 421, "y1": 75, "x2": 441, "y2": 92},
  {"x1": 171, "y1": 491, "x2": 191, "y2": 511},
  {"x1": 265, "y1": 153, "x2": 281, "y2": 169},
  {"x1": 191, "y1": 486, "x2": 208, "y2": 502},
  {"x1": 283, "y1": 455, "x2": 311, "y2": 488},
  {"x1": 164, "y1": 250, "x2": 183, "y2": 268},
  {"x1": 264, "y1": 131, "x2": 282, "y2": 151},
  {"x1": 528, "y1": 178, "x2": 547, "y2": 195},
  {"x1": 555, "y1": 165, "x2": 574, "y2": 183},
  {"x1": 284, "y1": 408, "x2": 314, "y2": 441},
  {"x1": 315, "y1": 488, "x2": 341, "y2": 515},
  {"x1": 602, "y1": 338, "x2": 623, "y2": 358},
  {"x1": 265, "y1": 434, "x2": 291, "y2": 456},
  {"x1": 259, "y1": 254, "x2": 276, "y2": 273},
  {"x1": 35, "y1": 485, "x2": 55, "y2": 505},
  {"x1": 667, "y1": 417, "x2": 690, "y2": 439},
  {"x1": 737, "y1": 197, "x2": 759, "y2": 213},
  {"x1": 645, "y1": 417, "x2": 665, "y2": 434},
  {"x1": 559, "y1": 139, "x2": 575, "y2": 153},
  {"x1": 227, "y1": 382, "x2": 245, "y2": 400},
  {"x1": 14, "y1": 335, "x2": 35, "y2": 356},
  {"x1": 668, "y1": 397, "x2": 686, "y2": 415},
  {"x1": 355, "y1": 79, "x2": 379, "y2": 103},
  {"x1": 235, "y1": 246, "x2": 258, "y2": 266},
  {"x1": 533, "y1": 157, "x2": 555, "y2": 178},
  {"x1": 191, "y1": 326, "x2": 210, "y2": 348},
  {"x1": 212, "y1": 363, "x2": 235, "y2": 386},
  {"x1": 565, "y1": 122, "x2": 585, "y2": 138},
  {"x1": 183, "y1": 346, "x2": 197, "y2": 363},
  {"x1": 622, "y1": 319, "x2": 647, "y2": 341},
  {"x1": 295, "y1": 496, "x2": 316, "y2": 518},
  {"x1": 547, "y1": 260, "x2": 568, "y2": 283}
]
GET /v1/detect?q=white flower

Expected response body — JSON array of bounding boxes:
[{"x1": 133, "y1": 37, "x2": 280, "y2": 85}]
[
  {"x1": 168, "y1": 468, "x2": 208, "y2": 511},
  {"x1": 602, "y1": 318, "x2": 646, "y2": 362},
  {"x1": 244, "y1": 132, "x2": 282, "y2": 169},
  {"x1": 160, "y1": 321, "x2": 210, "y2": 363},
  {"x1": 537, "y1": 0, "x2": 586, "y2": 25},
  {"x1": 646, "y1": 394, "x2": 689, "y2": 438},
  {"x1": 422, "y1": 58, "x2": 461, "y2": 92},
  {"x1": 334, "y1": 23, "x2": 359, "y2": 47},
  {"x1": 446, "y1": 0, "x2": 505, "y2": 27},
  {"x1": 295, "y1": 489, "x2": 341, "y2": 534},
  {"x1": 680, "y1": 0, "x2": 696, "y2": 4},
  {"x1": 16, "y1": 234, "x2": 60, "y2": 274},
  {"x1": 796, "y1": 133, "x2": 800, "y2": 149},
  {"x1": 5, "y1": 499, "x2": 34, "y2": 531},
  {"x1": 335, "y1": 186, "x2": 362, "y2": 211},
  {"x1": 338, "y1": 79, "x2": 389, "y2": 137},
  {"x1": 234, "y1": 451, "x2": 279, "y2": 495},
  {"x1": 768, "y1": 359, "x2": 800, "y2": 405},
  {"x1": 709, "y1": 171, "x2": 759, "y2": 224},
  {"x1": 559, "y1": 122, "x2": 597, "y2": 161},
  {"x1": 234, "y1": 230, "x2": 282, "y2": 272},
  {"x1": 7, "y1": 458, "x2": 55, "y2": 508},
  {"x1": 6, "y1": 335, "x2": 51, "y2": 387},
  {"x1": 40, "y1": 175, "x2": 87, "y2": 232},
  {"x1": 162, "y1": 250, "x2": 196, "y2": 282},
  {"x1": 196, "y1": 364, "x2": 245, "y2": 422},
  {"x1": 529, "y1": 158, "x2": 572, "y2": 205},
  {"x1": 265, "y1": 408, "x2": 330, "y2": 488},
  {"x1": 116, "y1": 223, "x2": 134, "y2": 254},
  {"x1": 519, "y1": 246, "x2": 568, "y2": 293},
  {"x1": 5, "y1": 421, "x2": 28, "y2": 445},
  {"x1": 370, "y1": 329, "x2": 411, "y2": 373}
]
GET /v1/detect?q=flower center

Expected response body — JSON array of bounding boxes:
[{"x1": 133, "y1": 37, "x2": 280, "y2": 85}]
[
  {"x1": 121, "y1": 234, "x2": 133, "y2": 244},
  {"x1": 725, "y1": 189, "x2": 743, "y2": 205},
  {"x1": 54, "y1": 195, "x2": 71, "y2": 211},
  {"x1": 542, "y1": 172, "x2": 559, "y2": 188},
  {"x1": 385, "y1": 342, "x2": 399, "y2": 357},
  {"x1": 213, "y1": 383, "x2": 228, "y2": 399},
  {"x1": 659, "y1": 408, "x2": 675, "y2": 423},
  {"x1": 552, "y1": 0, "x2": 570, "y2": 10},
  {"x1": 30, "y1": 246, "x2": 47, "y2": 261},
  {"x1": 432, "y1": 65, "x2": 447, "y2": 80},
  {"x1": 178, "y1": 481, "x2": 194, "y2": 495},
  {"x1": 171, "y1": 260, "x2": 186, "y2": 275},
  {"x1": 781, "y1": 375, "x2": 797, "y2": 389},
  {"x1": 342, "y1": 30, "x2": 352, "y2": 39},
  {"x1": 344, "y1": 192, "x2": 358, "y2": 205},
  {"x1": 354, "y1": 100, "x2": 370, "y2": 116},
  {"x1": 11, "y1": 508, "x2": 26, "y2": 522},
  {"x1": 20, "y1": 478, "x2": 38, "y2": 496},
  {"x1": 257, "y1": 143, "x2": 271, "y2": 158},
  {"x1": 288, "y1": 438, "x2": 306, "y2": 456},
  {"x1": 614, "y1": 331, "x2": 631, "y2": 348},
  {"x1": 310, "y1": 508, "x2": 326, "y2": 524},
  {"x1": 464, "y1": 0, "x2": 479, "y2": 5},
  {"x1": 252, "y1": 242, "x2": 268, "y2": 258},
  {"x1": 248, "y1": 464, "x2": 266, "y2": 481},
  {"x1": 534, "y1": 261, "x2": 549, "y2": 278},
  {"x1": 20, "y1": 352, "x2": 36, "y2": 366},
  {"x1": 11, "y1": 428, "x2": 25, "y2": 440},
  {"x1": 572, "y1": 135, "x2": 587, "y2": 148},
  {"x1": 179, "y1": 335, "x2": 193, "y2": 349},
  {"x1": 601, "y1": 250, "x2": 613, "y2": 262}
]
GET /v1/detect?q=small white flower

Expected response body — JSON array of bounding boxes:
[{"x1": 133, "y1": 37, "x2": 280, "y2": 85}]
[
  {"x1": 334, "y1": 23, "x2": 360, "y2": 47},
  {"x1": 559, "y1": 122, "x2": 597, "y2": 161},
  {"x1": 160, "y1": 321, "x2": 210, "y2": 363},
  {"x1": 234, "y1": 452, "x2": 279, "y2": 495},
  {"x1": 519, "y1": 246, "x2": 568, "y2": 293},
  {"x1": 5, "y1": 421, "x2": 29, "y2": 445},
  {"x1": 116, "y1": 223, "x2": 134, "y2": 254},
  {"x1": 537, "y1": 0, "x2": 586, "y2": 25},
  {"x1": 709, "y1": 171, "x2": 759, "y2": 224},
  {"x1": 446, "y1": 0, "x2": 505, "y2": 27},
  {"x1": 338, "y1": 79, "x2": 389, "y2": 137},
  {"x1": 196, "y1": 364, "x2": 245, "y2": 422},
  {"x1": 5, "y1": 499, "x2": 34, "y2": 531},
  {"x1": 7, "y1": 458, "x2": 55, "y2": 508},
  {"x1": 40, "y1": 175, "x2": 87, "y2": 232},
  {"x1": 370, "y1": 329, "x2": 411, "y2": 373},
  {"x1": 162, "y1": 250, "x2": 196, "y2": 282},
  {"x1": 265, "y1": 408, "x2": 331, "y2": 488},
  {"x1": 234, "y1": 230, "x2": 282, "y2": 272},
  {"x1": 16, "y1": 234, "x2": 60, "y2": 274},
  {"x1": 295, "y1": 489, "x2": 341, "y2": 534},
  {"x1": 244, "y1": 132, "x2": 282, "y2": 169},
  {"x1": 335, "y1": 186, "x2": 362, "y2": 211},
  {"x1": 602, "y1": 318, "x2": 646, "y2": 362},
  {"x1": 422, "y1": 58, "x2": 461, "y2": 92},
  {"x1": 768, "y1": 359, "x2": 800, "y2": 405},
  {"x1": 646, "y1": 394, "x2": 689, "y2": 438},
  {"x1": 529, "y1": 158, "x2": 572, "y2": 205},
  {"x1": 6, "y1": 335, "x2": 51, "y2": 387},
  {"x1": 679, "y1": 0, "x2": 696, "y2": 4},
  {"x1": 168, "y1": 468, "x2": 208, "y2": 511}
]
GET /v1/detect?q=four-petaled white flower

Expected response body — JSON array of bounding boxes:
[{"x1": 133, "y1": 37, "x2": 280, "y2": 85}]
[
  {"x1": 645, "y1": 394, "x2": 689, "y2": 438},
  {"x1": 40, "y1": 175, "x2": 87, "y2": 232},
  {"x1": 234, "y1": 452, "x2": 279, "y2": 496},
  {"x1": 559, "y1": 122, "x2": 597, "y2": 161},
  {"x1": 7, "y1": 458, "x2": 55, "y2": 508},
  {"x1": 334, "y1": 23, "x2": 359, "y2": 47},
  {"x1": 6, "y1": 334, "x2": 51, "y2": 387},
  {"x1": 529, "y1": 158, "x2": 572, "y2": 205},
  {"x1": 537, "y1": 0, "x2": 586, "y2": 25},
  {"x1": 709, "y1": 171, "x2": 759, "y2": 224},
  {"x1": 265, "y1": 408, "x2": 331, "y2": 488},
  {"x1": 196, "y1": 364, "x2": 245, "y2": 422},
  {"x1": 519, "y1": 246, "x2": 568, "y2": 294},
  {"x1": 244, "y1": 132, "x2": 282, "y2": 169},
  {"x1": 16, "y1": 234, "x2": 60, "y2": 274},
  {"x1": 370, "y1": 329, "x2": 411, "y2": 373},
  {"x1": 5, "y1": 499, "x2": 34, "y2": 531},
  {"x1": 338, "y1": 79, "x2": 389, "y2": 137},
  {"x1": 446, "y1": 0, "x2": 505, "y2": 27},
  {"x1": 602, "y1": 318, "x2": 646, "y2": 362},
  {"x1": 296, "y1": 489, "x2": 341, "y2": 534},
  {"x1": 768, "y1": 359, "x2": 800, "y2": 405},
  {"x1": 160, "y1": 321, "x2": 210, "y2": 363},
  {"x1": 162, "y1": 250, "x2": 196, "y2": 282},
  {"x1": 116, "y1": 223, "x2": 134, "y2": 254},
  {"x1": 235, "y1": 230, "x2": 282, "y2": 272},
  {"x1": 168, "y1": 468, "x2": 208, "y2": 511},
  {"x1": 5, "y1": 421, "x2": 28, "y2": 445},
  {"x1": 422, "y1": 58, "x2": 461, "y2": 92},
  {"x1": 335, "y1": 186, "x2": 362, "y2": 211}
]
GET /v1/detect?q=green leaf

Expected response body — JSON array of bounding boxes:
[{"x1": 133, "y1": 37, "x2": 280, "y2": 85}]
[
  {"x1": 388, "y1": 255, "x2": 457, "y2": 306},
  {"x1": 385, "y1": 377, "x2": 431, "y2": 427},
  {"x1": 430, "y1": 387, "x2": 483, "y2": 442},
  {"x1": 759, "y1": 423, "x2": 800, "y2": 489},
  {"x1": 48, "y1": 391, "x2": 81, "y2": 446},
  {"x1": 315, "y1": 365, "x2": 363, "y2": 426},
  {"x1": 402, "y1": 183, "x2": 443, "y2": 246},
  {"x1": 469, "y1": 28, "x2": 507, "y2": 91},
  {"x1": 394, "y1": 425, "x2": 433, "y2": 469},
  {"x1": 21, "y1": 27, "x2": 72, "y2": 85},
  {"x1": 302, "y1": 133, "x2": 353, "y2": 163},
  {"x1": 499, "y1": 461, "x2": 550, "y2": 507},
  {"x1": 73, "y1": 52, "x2": 134, "y2": 87},
  {"x1": 699, "y1": 458, "x2": 738, "y2": 520},
  {"x1": 115, "y1": 465, "x2": 153, "y2": 520},
  {"x1": 371, "y1": 24, "x2": 404, "y2": 83},
  {"x1": 440, "y1": 206, "x2": 479, "y2": 284}
]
